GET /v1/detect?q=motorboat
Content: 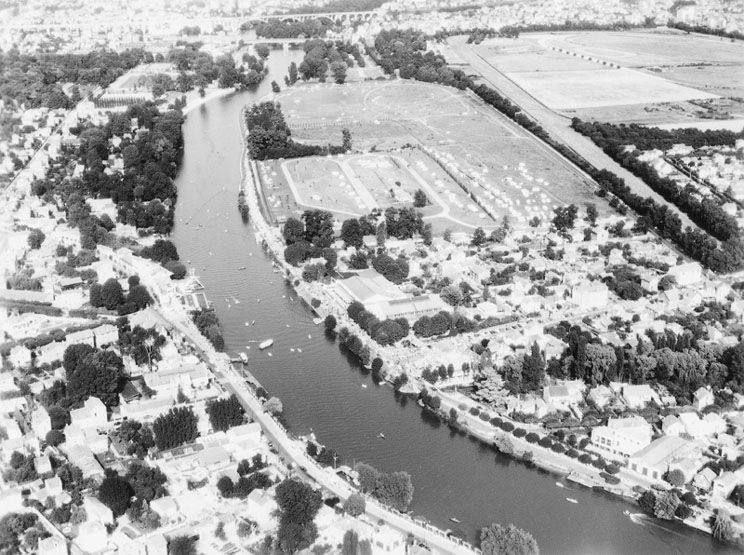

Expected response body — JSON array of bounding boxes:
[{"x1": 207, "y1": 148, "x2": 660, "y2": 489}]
[
  {"x1": 239, "y1": 352, "x2": 248, "y2": 364},
  {"x1": 259, "y1": 339, "x2": 274, "y2": 350},
  {"x1": 566, "y1": 498, "x2": 578, "y2": 504},
  {"x1": 450, "y1": 517, "x2": 461, "y2": 524},
  {"x1": 378, "y1": 433, "x2": 385, "y2": 439}
]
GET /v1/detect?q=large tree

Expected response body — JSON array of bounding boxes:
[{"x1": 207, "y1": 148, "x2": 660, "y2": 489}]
[
  {"x1": 205, "y1": 395, "x2": 244, "y2": 432},
  {"x1": 275, "y1": 478, "x2": 323, "y2": 554},
  {"x1": 480, "y1": 523, "x2": 539, "y2": 555},
  {"x1": 98, "y1": 473, "x2": 134, "y2": 517},
  {"x1": 152, "y1": 407, "x2": 199, "y2": 450},
  {"x1": 65, "y1": 346, "x2": 124, "y2": 407},
  {"x1": 341, "y1": 218, "x2": 363, "y2": 249}
]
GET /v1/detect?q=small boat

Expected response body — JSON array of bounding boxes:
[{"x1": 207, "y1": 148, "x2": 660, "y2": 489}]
[
  {"x1": 238, "y1": 266, "x2": 246, "y2": 270},
  {"x1": 245, "y1": 322, "x2": 250, "y2": 326},
  {"x1": 290, "y1": 348, "x2": 295, "y2": 352},
  {"x1": 361, "y1": 384, "x2": 367, "y2": 389},
  {"x1": 307, "y1": 334, "x2": 312, "y2": 339},
  {"x1": 239, "y1": 352, "x2": 248, "y2": 364},
  {"x1": 623, "y1": 510, "x2": 630, "y2": 516},
  {"x1": 555, "y1": 482, "x2": 565, "y2": 489},
  {"x1": 450, "y1": 517, "x2": 461, "y2": 524},
  {"x1": 251, "y1": 320, "x2": 256, "y2": 325},
  {"x1": 297, "y1": 348, "x2": 302, "y2": 353},
  {"x1": 313, "y1": 317, "x2": 323, "y2": 325},
  {"x1": 259, "y1": 339, "x2": 274, "y2": 350},
  {"x1": 566, "y1": 498, "x2": 578, "y2": 504},
  {"x1": 267, "y1": 352, "x2": 273, "y2": 357},
  {"x1": 378, "y1": 433, "x2": 385, "y2": 439}
]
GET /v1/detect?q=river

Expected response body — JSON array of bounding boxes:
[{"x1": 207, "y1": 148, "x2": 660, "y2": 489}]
[{"x1": 170, "y1": 47, "x2": 731, "y2": 554}]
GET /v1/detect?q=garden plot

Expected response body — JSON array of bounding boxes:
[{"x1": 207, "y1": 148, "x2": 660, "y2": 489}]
[{"x1": 506, "y1": 68, "x2": 718, "y2": 110}]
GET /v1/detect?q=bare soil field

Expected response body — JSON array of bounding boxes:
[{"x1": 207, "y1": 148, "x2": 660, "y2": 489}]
[
  {"x1": 268, "y1": 80, "x2": 608, "y2": 231},
  {"x1": 506, "y1": 68, "x2": 717, "y2": 110},
  {"x1": 480, "y1": 37, "x2": 609, "y2": 73},
  {"x1": 544, "y1": 30, "x2": 744, "y2": 67},
  {"x1": 467, "y1": 30, "x2": 743, "y2": 125}
]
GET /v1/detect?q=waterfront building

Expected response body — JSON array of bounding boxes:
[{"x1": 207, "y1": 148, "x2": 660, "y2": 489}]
[
  {"x1": 333, "y1": 268, "x2": 446, "y2": 321},
  {"x1": 591, "y1": 416, "x2": 653, "y2": 458},
  {"x1": 628, "y1": 436, "x2": 700, "y2": 482}
]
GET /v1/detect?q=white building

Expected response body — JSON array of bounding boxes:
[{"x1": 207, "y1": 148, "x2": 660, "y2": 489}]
[
  {"x1": 332, "y1": 268, "x2": 446, "y2": 321},
  {"x1": 31, "y1": 405, "x2": 51, "y2": 438},
  {"x1": 69, "y1": 396, "x2": 107, "y2": 429},
  {"x1": 667, "y1": 262, "x2": 702, "y2": 287},
  {"x1": 570, "y1": 281, "x2": 609, "y2": 310},
  {"x1": 628, "y1": 436, "x2": 700, "y2": 482},
  {"x1": 591, "y1": 416, "x2": 653, "y2": 457}
]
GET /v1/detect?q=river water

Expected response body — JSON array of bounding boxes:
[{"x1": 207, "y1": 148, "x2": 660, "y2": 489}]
[{"x1": 170, "y1": 48, "x2": 730, "y2": 553}]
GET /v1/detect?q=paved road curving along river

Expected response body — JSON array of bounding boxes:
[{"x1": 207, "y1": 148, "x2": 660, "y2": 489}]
[{"x1": 170, "y1": 48, "x2": 732, "y2": 553}]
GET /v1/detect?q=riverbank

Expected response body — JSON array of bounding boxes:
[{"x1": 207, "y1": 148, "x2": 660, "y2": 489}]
[
  {"x1": 235, "y1": 100, "x2": 737, "y2": 550},
  {"x1": 236, "y1": 103, "x2": 480, "y2": 554}
]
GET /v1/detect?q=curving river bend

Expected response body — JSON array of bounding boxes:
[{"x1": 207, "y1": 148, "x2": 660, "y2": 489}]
[{"x1": 170, "y1": 49, "x2": 731, "y2": 554}]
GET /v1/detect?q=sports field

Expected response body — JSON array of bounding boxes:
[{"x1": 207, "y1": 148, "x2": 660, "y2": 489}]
[
  {"x1": 264, "y1": 80, "x2": 608, "y2": 232},
  {"x1": 257, "y1": 149, "x2": 494, "y2": 234}
]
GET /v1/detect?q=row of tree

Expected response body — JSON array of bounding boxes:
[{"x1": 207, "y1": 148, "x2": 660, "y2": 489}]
[
  {"x1": 572, "y1": 119, "x2": 742, "y2": 242},
  {"x1": 347, "y1": 301, "x2": 409, "y2": 345},
  {"x1": 367, "y1": 29, "x2": 744, "y2": 272}
]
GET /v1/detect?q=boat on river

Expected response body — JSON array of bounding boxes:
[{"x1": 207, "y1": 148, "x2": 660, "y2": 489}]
[
  {"x1": 259, "y1": 339, "x2": 274, "y2": 350},
  {"x1": 239, "y1": 352, "x2": 248, "y2": 364},
  {"x1": 566, "y1": 498, "x2": 578, "y2": 504},
  {"x1": 450, "y1": 517, "x2": 461, "y2": 524}
]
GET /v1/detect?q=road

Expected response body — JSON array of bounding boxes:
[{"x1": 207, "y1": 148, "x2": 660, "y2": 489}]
[
  {"x1": 158, "y1": 307, "x2": 476, "y2": 554},
  {"x1": 443, "y1": 37, "x2": 696, "y2": 231}
]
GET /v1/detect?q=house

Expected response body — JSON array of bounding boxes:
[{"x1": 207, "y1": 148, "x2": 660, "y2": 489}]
[
  {"x1": 93, "y1": 324, "x2": 119, "y2": 347},
  {"x1": 31, "y1": 405, "x2": 52, "y2": 438},
  {"x1": 37, "y1": 535, "x2": 67, "y2": 555},
  {"x1": 627, "y1": 436, "x2": 699, "y2": 482},
  {"x1": 693, "y1": 467, "x2": 717, "y2": 491},
  {"x1": 662, "y1": 415, "x2": 685, "y2": 436},
  {"x1": 591, "y1": 416, "x2": 653, "y2": 457},
  {"x1": 677, "y1": 413, "x2": 717, "y2": 439},
  {"x1": 84, "y1": 495, "x2": 114, "y2": 524},
  {"x1": 570, "y1": 281, "x2": 609, "y2": 310},
  {"x1": 667, "y1": 262, "x2": 702, "y2": 287},
  {"x1": 74, "y1": 521, "x2": 108, "y2": 553},
  {"x1": 8, "y1": 345, "x2": 32, "y2": 368},
  {"x1": 246, "y1": 488, "x2": 278, "y2": 529},
  {"x1": 69, "y1": 396, "x2": 107, "y2": 429},
  {"x1": 35, "y1": 454, "x2": 52, "y2": 475},
  {"x1": 543, "y1": 380, "x2": 585, "y2": 411},
  {"x1": 150, "y1": 496, "x2": 179, "y2": 523},
  {"x1": 703, "y1": 412, "x2": 727, "y2": 435},
  {"x1": 63, "y1": 445, "x2": 104, "y2": 480},
  {"x1": 712, "y1": 471, "x2": 742, "y2": 499},
  {"x1": 693, "y1": 387, "x2": 715, "y2": 410},
  {"x1": 621, "y1": 384, "x2": 659, "y2": 409}
]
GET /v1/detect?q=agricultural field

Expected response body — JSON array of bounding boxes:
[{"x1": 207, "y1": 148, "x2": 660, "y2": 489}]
[
  {"x1": 466, "y1": 29, "x2": 744, "y2": 124},
  {"x1": 265, "y1": 80, "x2": 608, "y2": 232},
  {"x1": 506, "y1": 68, "x2": 717, "y2": 110}
]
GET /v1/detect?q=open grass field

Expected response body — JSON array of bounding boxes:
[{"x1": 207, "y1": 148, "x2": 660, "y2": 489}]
[
  {"x1": 265, "y1": 80, "x2": 608, "y2": 231},
  {"x1": 257, "y1": 149, "x2": 494, "y2": 234},
  {"x1": 506, "y1": 67, "x2": 718, "y2": 110}
]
